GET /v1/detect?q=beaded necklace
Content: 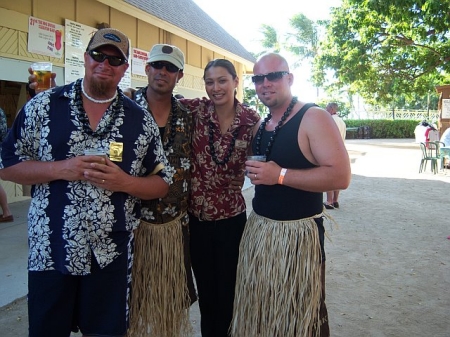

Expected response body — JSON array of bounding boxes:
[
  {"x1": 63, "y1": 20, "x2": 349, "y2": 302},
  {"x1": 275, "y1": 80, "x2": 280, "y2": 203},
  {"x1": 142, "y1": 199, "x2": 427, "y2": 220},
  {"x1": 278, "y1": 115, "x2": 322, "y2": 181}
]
[
  {"x1": 208, "y1": 117, "x2": 240, "y2": 165},
  {"x1": 81, "y1": 78, "x2": 117, "y2": 104},
  {"x1": 141, "y1": 88, "x2": 178, "y2": 151},
  {"x1": 255, "y1": 96, "x2": 298, "y2": 158}
]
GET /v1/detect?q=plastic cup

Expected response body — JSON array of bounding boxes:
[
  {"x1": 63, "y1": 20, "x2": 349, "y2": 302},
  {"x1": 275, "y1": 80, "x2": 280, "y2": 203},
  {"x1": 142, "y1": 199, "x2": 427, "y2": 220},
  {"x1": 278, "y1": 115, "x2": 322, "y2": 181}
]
[
  {"x1": 31, "y1": 62, "x2": 52, "y2": 90},
  {"x1": 247, "y1": 155, "x2": 266, "y2": 162},
  {"x1": 84, "y1": 149, "x2": 107, "y2": 158}
]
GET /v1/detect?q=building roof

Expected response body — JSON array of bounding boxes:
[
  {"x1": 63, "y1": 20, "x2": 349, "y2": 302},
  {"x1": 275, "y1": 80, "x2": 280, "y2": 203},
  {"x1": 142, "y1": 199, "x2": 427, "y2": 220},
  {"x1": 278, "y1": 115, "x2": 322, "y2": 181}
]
[{"x1": 124, "y1": 0, "x2": 256, "y2": 64}]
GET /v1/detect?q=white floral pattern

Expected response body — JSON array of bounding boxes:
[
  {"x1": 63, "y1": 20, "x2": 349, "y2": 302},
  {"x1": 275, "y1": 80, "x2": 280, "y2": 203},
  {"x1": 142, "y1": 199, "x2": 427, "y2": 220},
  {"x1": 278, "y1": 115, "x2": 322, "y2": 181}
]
[{"x1": 0, "y1": 80, "x2": 171, "y2": 275}]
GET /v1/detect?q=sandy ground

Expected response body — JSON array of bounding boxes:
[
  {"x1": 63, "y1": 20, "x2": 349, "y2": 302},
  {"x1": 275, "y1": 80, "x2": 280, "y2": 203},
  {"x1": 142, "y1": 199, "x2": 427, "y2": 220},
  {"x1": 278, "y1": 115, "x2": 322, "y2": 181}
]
[{"x1": 1, "y1": 139, "x2": 449, "y2": 337}]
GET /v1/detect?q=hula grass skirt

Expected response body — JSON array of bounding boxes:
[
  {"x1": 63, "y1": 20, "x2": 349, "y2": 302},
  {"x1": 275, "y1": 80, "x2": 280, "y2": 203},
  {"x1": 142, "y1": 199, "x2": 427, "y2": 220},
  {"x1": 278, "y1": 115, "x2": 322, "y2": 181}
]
[
  {"x1": 129, "y1": 217, "x2": 192, "y2": 337},
  {"x1": 231, "y1": 211, "x2": 322, "y2": 337}
]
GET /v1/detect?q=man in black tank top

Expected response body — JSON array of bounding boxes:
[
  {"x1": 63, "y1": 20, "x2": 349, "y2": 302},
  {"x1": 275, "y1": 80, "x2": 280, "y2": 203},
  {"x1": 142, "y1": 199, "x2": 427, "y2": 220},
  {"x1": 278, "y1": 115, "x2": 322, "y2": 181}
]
[{"x1": 231, "y1": 53, "x2": 351, "y2": 337}]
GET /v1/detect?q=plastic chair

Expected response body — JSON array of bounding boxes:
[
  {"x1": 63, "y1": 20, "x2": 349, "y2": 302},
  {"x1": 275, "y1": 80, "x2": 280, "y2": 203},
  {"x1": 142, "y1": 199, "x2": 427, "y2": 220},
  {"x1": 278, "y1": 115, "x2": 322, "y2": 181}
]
[{"x1": 419, "y1": 142, "x2": 439, "y2": 174}]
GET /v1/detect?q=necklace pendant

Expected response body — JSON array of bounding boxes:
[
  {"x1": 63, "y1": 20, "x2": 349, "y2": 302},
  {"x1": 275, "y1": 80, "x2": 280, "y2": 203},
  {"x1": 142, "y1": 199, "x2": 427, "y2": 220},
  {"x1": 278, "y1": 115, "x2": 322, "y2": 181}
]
[{"x1": 81, "y1": 78, "x2": 117, "y2": 104}]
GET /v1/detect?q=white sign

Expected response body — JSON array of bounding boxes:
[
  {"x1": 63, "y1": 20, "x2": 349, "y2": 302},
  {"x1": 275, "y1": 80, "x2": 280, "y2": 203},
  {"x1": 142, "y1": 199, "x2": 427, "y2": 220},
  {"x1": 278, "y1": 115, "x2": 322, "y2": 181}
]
[
  {"x1": 132, "y1": 48, "x2": 148, "y2": 76},
  {"x1": 65, "y1": 19, "x2": 97, "y2": 84},
  {"x1": 64, "y1": 19, "x2": 131, "y2": 90},
  {"x1": 28, "y1": 16, "x2": 64, "y2": 58},
  {"x1": 442, "y1": 99, "x2": 450, "y2": 119}
]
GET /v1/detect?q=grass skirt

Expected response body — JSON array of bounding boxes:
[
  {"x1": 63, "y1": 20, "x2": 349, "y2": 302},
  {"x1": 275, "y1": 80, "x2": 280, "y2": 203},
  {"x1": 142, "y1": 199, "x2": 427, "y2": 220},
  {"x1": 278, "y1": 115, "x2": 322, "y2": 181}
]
[
  {"x1": 129, "y1": 216, "x2": 192, "y2": 337},
  {"x1": 231, "y1": 211, "x2": 322, "y2": 337}
]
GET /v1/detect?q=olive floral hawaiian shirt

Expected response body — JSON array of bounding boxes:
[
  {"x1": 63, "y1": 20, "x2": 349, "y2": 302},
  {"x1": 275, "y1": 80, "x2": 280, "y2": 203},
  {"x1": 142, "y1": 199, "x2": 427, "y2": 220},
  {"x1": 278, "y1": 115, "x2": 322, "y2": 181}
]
[{"x1": 134, "y1": 87, "x2": 192, "y2": 226}]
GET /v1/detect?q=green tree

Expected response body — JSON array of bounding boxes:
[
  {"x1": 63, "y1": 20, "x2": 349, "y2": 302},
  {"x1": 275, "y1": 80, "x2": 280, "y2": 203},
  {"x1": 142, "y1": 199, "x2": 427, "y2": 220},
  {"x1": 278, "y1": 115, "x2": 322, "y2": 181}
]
[
  {"x1": 258, "y1": 24, "x2": 281, "y2": 54},
  {"x1": 313, "y1": 0, "x2": 450, "y2": 108},
  {"x1": 256, "y1": 15, "x2": 325, "y2": 97},
  {"x1": 243, "y1": 82, "x2": 267, "y2": 116},
  {"x1": 285, "y1": 14, "x2": 324, "y2": 67}
]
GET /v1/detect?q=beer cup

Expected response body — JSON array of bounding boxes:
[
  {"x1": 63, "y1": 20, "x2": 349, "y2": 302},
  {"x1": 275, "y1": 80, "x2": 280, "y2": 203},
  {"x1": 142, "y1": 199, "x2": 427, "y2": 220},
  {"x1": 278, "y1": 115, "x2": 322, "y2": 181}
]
[{"x1": 31, "y1": 62, "x2": 52, "y2": 90}]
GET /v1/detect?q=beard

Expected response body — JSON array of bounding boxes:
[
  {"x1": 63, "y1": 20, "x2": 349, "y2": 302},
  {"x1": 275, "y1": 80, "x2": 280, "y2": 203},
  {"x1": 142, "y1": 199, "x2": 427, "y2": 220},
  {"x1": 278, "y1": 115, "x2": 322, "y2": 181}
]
[{"x1": 88, "y1": 77, "x2": 116, "y2": 98}]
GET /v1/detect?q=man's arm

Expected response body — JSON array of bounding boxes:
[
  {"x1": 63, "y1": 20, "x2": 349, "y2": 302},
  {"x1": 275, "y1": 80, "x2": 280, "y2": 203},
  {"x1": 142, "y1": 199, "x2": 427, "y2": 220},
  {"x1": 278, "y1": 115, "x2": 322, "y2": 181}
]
[
  {"x1": 283, "y1": 107, "x2": 350, "y2": 192},
  {"x1": 82, "y1": 157, "x2": 169, "y2": 200},
  {"x1": 0, "y1": 156, "x2": 169, "y2": 200},
  {"x1": 246, "y1": 106, "x2": 351, "y2": 192},
  {"x1": 0, "y1": 157, "x2": 98, "y2": 185}
]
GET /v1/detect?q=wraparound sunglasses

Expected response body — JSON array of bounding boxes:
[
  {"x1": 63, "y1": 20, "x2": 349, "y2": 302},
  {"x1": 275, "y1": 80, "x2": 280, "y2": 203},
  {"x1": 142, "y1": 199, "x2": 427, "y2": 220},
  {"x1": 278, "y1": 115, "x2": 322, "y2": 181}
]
[
  {"x1": 251, "y1": 71, "x2": 289, "y2": 84},
  {"x1": 88, "y1": 50, "x2": 127, "y2": 66}
]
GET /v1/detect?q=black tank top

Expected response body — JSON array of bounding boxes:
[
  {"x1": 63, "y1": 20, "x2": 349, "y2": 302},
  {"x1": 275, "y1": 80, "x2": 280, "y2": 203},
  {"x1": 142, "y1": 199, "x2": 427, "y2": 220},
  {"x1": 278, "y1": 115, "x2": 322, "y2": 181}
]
[{"x1": 252, "y1": 103, "x2": 323, "y2": 220}]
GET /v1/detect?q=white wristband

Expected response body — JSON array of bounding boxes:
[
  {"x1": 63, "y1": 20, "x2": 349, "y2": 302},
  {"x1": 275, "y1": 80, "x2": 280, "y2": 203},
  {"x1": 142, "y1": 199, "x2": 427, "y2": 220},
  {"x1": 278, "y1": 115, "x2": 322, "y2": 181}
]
[{"x1": 278, "y1": 168, "x2": 287, "y2": 185}]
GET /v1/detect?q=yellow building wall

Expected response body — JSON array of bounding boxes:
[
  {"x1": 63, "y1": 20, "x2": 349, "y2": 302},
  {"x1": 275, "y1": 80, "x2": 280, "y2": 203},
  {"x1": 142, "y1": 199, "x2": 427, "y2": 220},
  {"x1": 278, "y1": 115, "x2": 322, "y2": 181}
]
[
  {"x1": 0, "y1": 0, "x2": 249, "y2": 99},
  {"x1": 0, "y1": 0, "x2": 251, "y2": 201}
]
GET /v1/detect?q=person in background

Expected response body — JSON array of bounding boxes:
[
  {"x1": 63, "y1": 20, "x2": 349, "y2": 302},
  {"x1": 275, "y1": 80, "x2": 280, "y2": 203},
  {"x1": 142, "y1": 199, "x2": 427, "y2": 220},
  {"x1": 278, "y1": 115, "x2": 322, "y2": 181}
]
[
  {"x1": 439, "y1": 126, "x2": 450, "y2": 168},
  {"x1": 180, "y1": 59, "x2": 260, "y2": 337},
  {"x1": 231, "y1": 53, "x2": 351, "y2": 337},
  {"x1": 440, "y1": 126, "x2": 450, "y2": 146},
  {"x1": 5, "y1": 28, "x2": 171, "y2": 336},
  {"x1": 324, "y1": 102, "x2": 346, "y2": 209},
  {"x1": 0, "y1": 106, "x2": 13, "y2": 222}
]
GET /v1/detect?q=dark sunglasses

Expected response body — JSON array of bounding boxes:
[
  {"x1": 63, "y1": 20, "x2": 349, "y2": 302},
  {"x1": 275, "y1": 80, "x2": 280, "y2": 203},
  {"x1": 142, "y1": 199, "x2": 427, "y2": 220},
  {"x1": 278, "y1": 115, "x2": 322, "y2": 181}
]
[
  {"x1": 88, "y1": 50, "x2": 127, "y2": 66},
  {"x1": 251, "y1": 71, "x2": 289, "y2": 84},
  {"x1": 150, "y1": 61, "x2": 180, "y2": 73}
]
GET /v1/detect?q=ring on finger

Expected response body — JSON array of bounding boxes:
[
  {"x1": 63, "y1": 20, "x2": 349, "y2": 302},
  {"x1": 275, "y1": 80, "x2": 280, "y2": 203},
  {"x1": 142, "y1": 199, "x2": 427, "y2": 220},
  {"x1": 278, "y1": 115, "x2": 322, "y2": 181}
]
[
  {"x1": 102, "y1": 179, "x2": 105, "y2": 184},
  {"x1": 254, "y1": 174, "x2": 257, "y2": 179}
]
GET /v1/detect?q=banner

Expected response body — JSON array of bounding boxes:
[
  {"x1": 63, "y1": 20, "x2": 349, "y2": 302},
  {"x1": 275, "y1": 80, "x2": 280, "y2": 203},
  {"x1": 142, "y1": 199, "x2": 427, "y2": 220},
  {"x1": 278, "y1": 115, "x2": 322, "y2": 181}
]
[
  {"x1": 132, "y1": 48, "x2": 148, "y2": 76},
  {"x1": 28, "y1": 16, "x2": 64, "y2": 58}
]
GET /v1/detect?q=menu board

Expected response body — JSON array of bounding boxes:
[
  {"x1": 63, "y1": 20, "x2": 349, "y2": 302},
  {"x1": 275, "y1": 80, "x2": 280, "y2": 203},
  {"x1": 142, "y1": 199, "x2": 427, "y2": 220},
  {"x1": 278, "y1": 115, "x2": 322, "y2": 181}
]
[
  {"x1": 64, "y1": 19, "x2": 131, "y2": 90},
  {"x1": 442, "y1": 99, "x2": 450, "y2": 119},
  {"x1": 64, "y1": 20, "x2": 96, "y2": 84}
]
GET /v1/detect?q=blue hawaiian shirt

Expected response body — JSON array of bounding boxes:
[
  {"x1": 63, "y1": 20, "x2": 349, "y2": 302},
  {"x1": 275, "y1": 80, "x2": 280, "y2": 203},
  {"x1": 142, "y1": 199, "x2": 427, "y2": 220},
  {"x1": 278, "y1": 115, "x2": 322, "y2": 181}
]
[{"x1": 0, "y1": 79, "x2": 171, "y2": 275}]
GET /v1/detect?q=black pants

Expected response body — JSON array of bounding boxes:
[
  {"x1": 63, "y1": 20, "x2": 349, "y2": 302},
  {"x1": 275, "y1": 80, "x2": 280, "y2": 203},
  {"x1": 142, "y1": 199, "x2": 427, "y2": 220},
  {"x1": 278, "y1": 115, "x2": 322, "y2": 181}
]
[{"x1": 189, "y1": 212, "x2": 246, "y2": 337}]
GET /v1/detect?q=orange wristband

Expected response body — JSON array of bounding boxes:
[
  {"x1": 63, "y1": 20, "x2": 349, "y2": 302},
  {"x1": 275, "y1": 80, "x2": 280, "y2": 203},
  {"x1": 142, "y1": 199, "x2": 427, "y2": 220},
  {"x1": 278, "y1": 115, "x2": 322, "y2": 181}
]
[{"x1": 278, "y1": 168, "x2": 287, "y2": 185}]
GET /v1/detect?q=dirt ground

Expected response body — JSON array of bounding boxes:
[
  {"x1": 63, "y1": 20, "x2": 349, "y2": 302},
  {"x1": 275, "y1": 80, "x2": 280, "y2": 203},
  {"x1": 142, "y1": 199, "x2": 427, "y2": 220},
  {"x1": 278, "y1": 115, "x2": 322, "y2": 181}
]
[{"x1": 1, "y1": 139, "x2": 449, "y2": 337}]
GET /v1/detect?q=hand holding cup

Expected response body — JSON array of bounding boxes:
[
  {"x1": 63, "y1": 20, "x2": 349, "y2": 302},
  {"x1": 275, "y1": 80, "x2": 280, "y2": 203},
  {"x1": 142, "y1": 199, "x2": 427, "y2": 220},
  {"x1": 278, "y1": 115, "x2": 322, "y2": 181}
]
[{"x1": 28, "y1": 64, "x2": 57, "y2": 96}]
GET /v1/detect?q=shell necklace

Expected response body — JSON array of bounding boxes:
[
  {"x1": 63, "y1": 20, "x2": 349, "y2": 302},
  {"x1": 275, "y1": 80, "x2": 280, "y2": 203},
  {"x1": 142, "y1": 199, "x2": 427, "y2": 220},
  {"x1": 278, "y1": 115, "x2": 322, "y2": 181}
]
[{"x1": 81, "y1": 78, "x2": 117, "y2": 104}]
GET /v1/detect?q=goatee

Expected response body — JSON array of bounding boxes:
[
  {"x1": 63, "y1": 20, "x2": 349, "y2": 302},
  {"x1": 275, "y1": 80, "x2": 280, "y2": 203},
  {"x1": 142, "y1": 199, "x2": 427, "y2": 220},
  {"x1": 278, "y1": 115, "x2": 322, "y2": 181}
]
[{"x1": 89, "y1": 78, "x2": 116, "y2": 98}]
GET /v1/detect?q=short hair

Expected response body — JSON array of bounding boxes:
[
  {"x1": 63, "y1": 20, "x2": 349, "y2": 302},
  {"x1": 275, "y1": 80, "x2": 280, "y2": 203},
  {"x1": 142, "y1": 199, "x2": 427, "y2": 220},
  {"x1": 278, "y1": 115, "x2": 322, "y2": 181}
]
[{"x1": 326, "y1": 102, "x2": 338, "y2": 110}]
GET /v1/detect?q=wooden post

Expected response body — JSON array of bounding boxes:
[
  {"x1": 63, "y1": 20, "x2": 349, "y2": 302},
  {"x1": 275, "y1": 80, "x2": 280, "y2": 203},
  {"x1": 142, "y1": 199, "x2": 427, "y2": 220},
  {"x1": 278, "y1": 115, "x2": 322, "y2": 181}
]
[{"x1": 435, "y1": 85, "x2": 450, "y2": 137}]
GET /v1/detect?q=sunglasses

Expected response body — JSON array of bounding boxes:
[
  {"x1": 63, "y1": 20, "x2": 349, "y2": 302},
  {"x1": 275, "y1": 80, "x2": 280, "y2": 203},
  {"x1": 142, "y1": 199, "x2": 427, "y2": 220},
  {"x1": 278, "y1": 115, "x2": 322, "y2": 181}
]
[
  {"x1": 150, "y1": 61, "x2": 180, "y2": 73},
  {"x1": 251, "y1": 71, "x2": 289, "y2": 84},
  {"x1": 88, "y1": 50, "x2": 127, "y2": 67}
]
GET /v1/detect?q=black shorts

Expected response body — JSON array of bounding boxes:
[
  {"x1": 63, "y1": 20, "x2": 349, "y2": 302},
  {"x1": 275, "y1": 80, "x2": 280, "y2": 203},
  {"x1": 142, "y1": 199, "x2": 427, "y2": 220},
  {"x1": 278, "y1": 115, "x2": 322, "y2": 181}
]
[{"x1": 28, "y1": 251, "x2": 129, "y2": 337}]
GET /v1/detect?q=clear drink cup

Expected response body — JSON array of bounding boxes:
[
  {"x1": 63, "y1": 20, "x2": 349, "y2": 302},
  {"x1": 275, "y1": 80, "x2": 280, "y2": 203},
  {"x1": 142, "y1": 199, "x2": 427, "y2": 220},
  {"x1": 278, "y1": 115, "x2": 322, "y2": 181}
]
[
  {"x1": 31, "y1": 62, "x2": 52, "y2": 90},
  {"x1": 84, "y1": 149, "x2": 107, "y2": 158},
  {"x1": 247, "y1": 155, "x2": 266, "y2": 162}
]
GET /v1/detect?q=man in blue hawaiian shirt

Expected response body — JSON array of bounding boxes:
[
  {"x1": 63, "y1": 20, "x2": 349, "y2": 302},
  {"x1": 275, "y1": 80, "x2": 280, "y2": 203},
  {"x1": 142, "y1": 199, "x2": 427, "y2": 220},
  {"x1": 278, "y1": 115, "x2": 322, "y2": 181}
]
[{"x1": 0, "y1": 28, "x2": 171, "y2": 337}]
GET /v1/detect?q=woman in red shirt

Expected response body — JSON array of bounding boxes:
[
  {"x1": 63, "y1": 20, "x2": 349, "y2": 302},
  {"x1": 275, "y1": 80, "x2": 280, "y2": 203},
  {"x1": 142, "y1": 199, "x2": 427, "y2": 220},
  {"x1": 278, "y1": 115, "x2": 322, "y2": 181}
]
[{"x1": 181, "y1": 59, "x2": 260, "y2": 337}]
